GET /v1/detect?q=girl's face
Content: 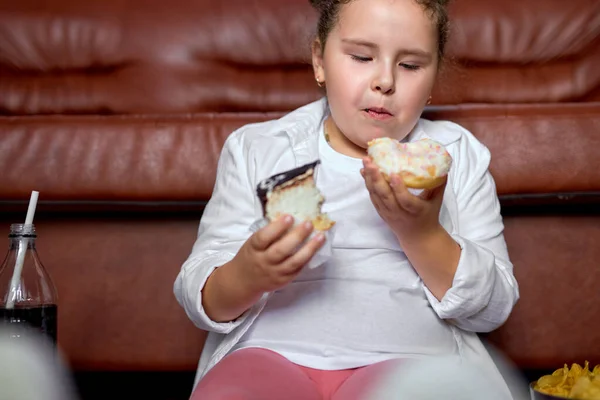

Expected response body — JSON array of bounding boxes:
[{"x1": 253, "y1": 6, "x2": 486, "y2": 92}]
[{"x1": 312, "y1": 0, "x2": 439, "y2": 157}]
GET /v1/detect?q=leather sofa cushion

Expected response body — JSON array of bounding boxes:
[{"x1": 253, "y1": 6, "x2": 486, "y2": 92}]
[
  {"x1": 0, "y1": 211, "x2": 595, "y2": 371},
  {"x1": 1, "y1": 104, "x2": 599, "y2": 203},
  {"x1": 1, "y1": 0, "x2": 599, "y2": 115}
]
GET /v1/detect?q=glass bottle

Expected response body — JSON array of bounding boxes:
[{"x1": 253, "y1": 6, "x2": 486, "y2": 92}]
[{"x1": 0, "y1": 224, "x2": 58, "y2": 344}]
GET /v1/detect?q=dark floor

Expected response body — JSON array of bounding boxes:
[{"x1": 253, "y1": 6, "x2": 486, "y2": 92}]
[
  {"x1": 72, "y1": 369, "x2": 550, "y2": 400},
  {"x1": 74, "y1": 371, "x2": 197, "y2": 400}
]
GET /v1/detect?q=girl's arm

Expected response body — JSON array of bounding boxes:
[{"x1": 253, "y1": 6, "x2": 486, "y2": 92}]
[
  {"x1": 173, "y1": 132, "x2": 258, "y2": 334},
  {"x1": 421, "y1": 128, "x2": 520, "y2": 333},
  {"x1": 201, "y1": 258, "x2": 263, "y2": 323},
  {"x1": 395, "y1": 223, "x2": 461, "y2": 301}
]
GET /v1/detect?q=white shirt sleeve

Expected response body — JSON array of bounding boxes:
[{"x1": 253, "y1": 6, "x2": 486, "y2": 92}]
[
  {"x1": 173, "y1": 132, "x2": 257, "y2": 334},
  {"x1": 423, "y1": 132, "x2": 520, "y2": 333}
]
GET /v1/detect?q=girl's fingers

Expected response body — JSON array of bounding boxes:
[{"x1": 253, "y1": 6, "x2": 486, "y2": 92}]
[
  {"x1": 363, "y1": 159, "x2": 396, "y2": 213},
  {"x1": 265, "y1": 220, "x2": 314, "y2": 264},
  {"x1": 251, "y1": 215, "x2": 294, "y2": 251},
  {"x1": 280, "y1": 232, "x2": 327, "y2": 275},
  {"x1": 389, "y1": 175, "x2": 422, "y2": 213}
]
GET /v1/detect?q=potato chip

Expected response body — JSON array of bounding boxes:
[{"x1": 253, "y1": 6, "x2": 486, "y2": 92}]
[
  {"x1": 534, "y1": 361, "x2": 600, "y2": 399},
  {"x1": 569, "y1": 376, "x2": 600, "y2": 400},
  {"x1": 538, "y1": 375, "x2": 565, "y2": 387}
]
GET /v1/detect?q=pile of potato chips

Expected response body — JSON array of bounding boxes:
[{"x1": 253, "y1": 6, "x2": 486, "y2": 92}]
[{"x1": 534, "y1": 362, "x2": 600, "y2": 399}]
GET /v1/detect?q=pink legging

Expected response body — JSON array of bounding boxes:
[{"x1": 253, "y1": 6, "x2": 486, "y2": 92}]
[{"x1": 191, "y1": 348, "x2": 400, "y2": 400}]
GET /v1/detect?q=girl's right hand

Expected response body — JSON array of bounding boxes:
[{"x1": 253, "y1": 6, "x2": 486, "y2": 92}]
[{"x1": 231, "y1": 215, "x2": 326, "y2": 294}]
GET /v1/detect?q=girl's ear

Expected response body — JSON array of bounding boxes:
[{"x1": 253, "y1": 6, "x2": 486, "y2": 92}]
[{"x1": 311, "y1": 39, "x2": 325, "y2": 84}]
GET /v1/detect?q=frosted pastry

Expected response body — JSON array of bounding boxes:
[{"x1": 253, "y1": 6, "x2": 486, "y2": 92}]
[
  {"x1": 256, "y1": 161, "x2": 335, "y2": 231},
  {"x1": 367, "y1": 138, "x2": 452, "y2": 189}
]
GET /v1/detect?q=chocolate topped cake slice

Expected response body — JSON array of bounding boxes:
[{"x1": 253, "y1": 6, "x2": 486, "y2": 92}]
[{"x1": 257, "y1": 161, "x2": 335, "y2": 231}]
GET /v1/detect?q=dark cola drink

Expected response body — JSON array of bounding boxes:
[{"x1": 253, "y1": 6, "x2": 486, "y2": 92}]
[
  {"x1": 0, "y1": 304, "x2": 58, "y2": 344},
  {"x1": 0, "y1": 224, "x2": 58, "y2": 345}
]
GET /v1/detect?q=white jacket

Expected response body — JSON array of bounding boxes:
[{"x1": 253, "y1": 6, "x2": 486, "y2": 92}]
[{"x1": 174, "y1": 98, "x2": 520, "y2": 396}]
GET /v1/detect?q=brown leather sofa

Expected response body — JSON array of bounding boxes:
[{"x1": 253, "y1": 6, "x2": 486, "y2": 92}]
[{"x1": 1, "y1": 0, "x2": 599, "y2": 398}]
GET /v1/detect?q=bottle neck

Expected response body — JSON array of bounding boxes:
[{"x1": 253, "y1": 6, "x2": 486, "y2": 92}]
[
  {"x1": 7, "y1": 224, "x2": 37, "y2": 250},
  {"x1": 8, "y1": 236, "x2": 37, "y2": 250}
]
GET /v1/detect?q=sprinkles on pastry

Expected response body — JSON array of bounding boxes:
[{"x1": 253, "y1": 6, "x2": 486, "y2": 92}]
[{"x1": 367, "y1": 137, "x2": 452, "y2": 190}]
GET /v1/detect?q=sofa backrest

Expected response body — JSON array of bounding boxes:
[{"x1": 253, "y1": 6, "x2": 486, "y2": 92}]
[{"x1": 1, "y1": 0, "x2": 599, "y2": 115}]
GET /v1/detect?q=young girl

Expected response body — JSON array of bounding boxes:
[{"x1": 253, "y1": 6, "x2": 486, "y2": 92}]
[{"x1": 174, "y1": 0, "x2": 520, "y2": 398}]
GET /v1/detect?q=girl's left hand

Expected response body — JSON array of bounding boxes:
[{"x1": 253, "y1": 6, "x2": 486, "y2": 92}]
[{"x1": 360, "y1": 157, "x2": 446, "y2": 243}]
